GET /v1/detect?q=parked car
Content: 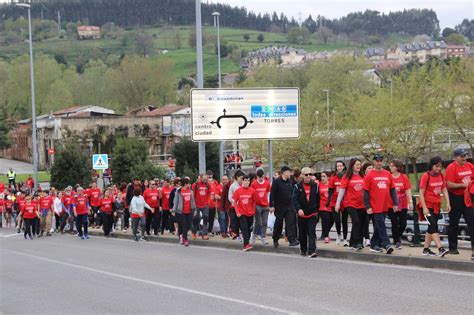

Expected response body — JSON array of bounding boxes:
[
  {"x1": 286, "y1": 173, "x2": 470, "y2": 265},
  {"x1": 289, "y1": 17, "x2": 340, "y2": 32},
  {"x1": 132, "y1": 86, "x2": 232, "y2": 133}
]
[
  {"x1": 385, "y1": 212, "x2": 448, "y2": 242},
  {"x1": 444, "y1": 216, "x2": 471, "y2": 241}
]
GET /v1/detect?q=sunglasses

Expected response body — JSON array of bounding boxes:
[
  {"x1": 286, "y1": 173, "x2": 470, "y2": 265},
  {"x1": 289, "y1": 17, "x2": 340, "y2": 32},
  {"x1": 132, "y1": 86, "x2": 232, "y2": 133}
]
[{"x1": 304, "y1": 173, "x2": 313, "y2": 176}]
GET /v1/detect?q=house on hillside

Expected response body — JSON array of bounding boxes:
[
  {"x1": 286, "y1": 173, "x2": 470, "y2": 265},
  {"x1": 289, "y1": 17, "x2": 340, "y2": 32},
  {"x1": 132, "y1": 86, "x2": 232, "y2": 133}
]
[
  {"x1": 77, "y1": 26, "x2": 101, "y2": 39},
  {"x1": 242, "y1": 46, "x2": 306, "y2": 69},
  {"x1": 365, "y1": 48, "x2": 385, "y2": 61},
  {"x1": 447, "y1": 45, "x2": 469, "y2": 58},
  {"x1": 388, "y1": 41, "x2": 447, "y2": 64}
]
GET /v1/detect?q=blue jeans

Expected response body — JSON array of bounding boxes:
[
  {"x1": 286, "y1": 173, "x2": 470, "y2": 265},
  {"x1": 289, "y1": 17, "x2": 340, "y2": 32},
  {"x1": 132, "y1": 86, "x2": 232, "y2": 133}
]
[
  {"x1": 371, "y1": 213, "x2": 390, "y2": 249},
  {"x1": 218, "y1": 211, "x2": 228, "y2": 234},
  {"x1": 76, "y1": 214, "x2": 88, "y2": 237}
]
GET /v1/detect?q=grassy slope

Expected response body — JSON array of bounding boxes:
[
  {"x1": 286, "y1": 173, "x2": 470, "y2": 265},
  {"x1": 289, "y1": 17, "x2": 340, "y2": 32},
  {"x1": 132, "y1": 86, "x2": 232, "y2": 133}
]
[
  {"x1": 0, "y1": 172, "x2": 51, "y2": 184},
  {"x1": 0, "y1": 25, "x2": 357, "y2": 78}
]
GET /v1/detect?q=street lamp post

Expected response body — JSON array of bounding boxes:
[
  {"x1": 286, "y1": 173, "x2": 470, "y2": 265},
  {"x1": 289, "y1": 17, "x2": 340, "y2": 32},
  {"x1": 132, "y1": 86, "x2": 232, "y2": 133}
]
[
  {"x1": 196, "y1": 0, "x2": 206, "y2": 174},
  {"x1": 17, "y1": 1, "x2": 38, "y2": 192},
  {"x1": 323, "y1": 89, "x2": 330, "y2": 131},
  {"x1": 213, "y1": 11, "x2": 224, "y2": 180}
]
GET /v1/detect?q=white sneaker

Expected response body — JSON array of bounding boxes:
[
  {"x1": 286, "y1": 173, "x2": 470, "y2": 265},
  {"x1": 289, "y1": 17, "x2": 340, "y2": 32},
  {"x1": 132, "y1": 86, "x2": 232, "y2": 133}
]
[
  {"x1": 250, "y1": 232, "x2": 256, "y2": 244},
  {"x1": 343, "y1": 240, "x2": 350, "y2": 247},
  {"x1": 261, "y1": 237, "x2": 269, "y2": 245},
  {"x1": 365, "y1": 239, "x2": 371, "y2": 247},
  {"x1": 336, "y1": 235, "x2": 341, "y2": 246}
]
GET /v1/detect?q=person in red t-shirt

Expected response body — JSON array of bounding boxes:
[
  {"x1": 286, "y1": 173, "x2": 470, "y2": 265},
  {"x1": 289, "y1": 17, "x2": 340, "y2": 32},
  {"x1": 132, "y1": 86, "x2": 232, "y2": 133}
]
[
  {"x1": 336, "y1": 159, "x2": 366, "y2": 250},
  {"x1": 99, "y1": 189, "x2": 114, "y2": 237},
  {"x1": 0, "y1": 193, "x2": 4, "y2": 228},
  {"x1": 388, "y1": 159, "x2": 413, "y2": 249},
  {"x1": 326, "y1": 161, "x2": 348, "y2": 245},
  {"x1": 217, "y1": 176, "x2": 230, "y2": 238},
  {"x1": 419, "y1": 156, "x2": 450, "y2": 257},
  {"x1": 205, "y1": 171, "x2": 218, "y2": 236},
  {"x1": 160, "y1": 179, "x2": 175, "y2": 235},
  {"x1": 171, "y1": 178, "x2": 195, "y2": 246},
  {"x1": 26, "y1": 175, "x2": 34, "y2": 194},
  {"x1": 363, "y1": 153, "x2": 397, "y2": 254},
  {"x1": 74, "y1": 187, "x2": 91, "y2": 239},
  {"x1": 39, "y1": 190, "x2": 53, "y2": 237},
  {"x1": 191, "y1": 174, "x2": 211, "y2": 240},
  {"x1": 318, "y1": 171, "x2": 332, "y2": 242},
  {"x1": 233, "y1": 175, "x2": 258, "y2": 251},
  {"x1": 87, "y1": 182, "x2": 102, "y2": 228},
  {"x1": 445, "y1": 148, "x2": 473, "y2": 254},
  {"x1": 0, "y1": 182, "x2": 5, "y2": 195},
  {"x1": 250, "y1": 168, "x2": 271, "y2": 245},
  {"x1": 143, "y1": 180, "x2": 160, "y2": 235},
  {"x1": 20, "y1": 195, "x2": 39, "y2": 239}
]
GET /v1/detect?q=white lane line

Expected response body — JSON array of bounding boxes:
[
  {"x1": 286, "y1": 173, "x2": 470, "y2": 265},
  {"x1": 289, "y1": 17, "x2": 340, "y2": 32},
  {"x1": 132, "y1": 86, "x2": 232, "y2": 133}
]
[
  {"x1": 0, "y1": 233, "x2": 22, "y2": 238},
  {"x1": 100, "y1": 236, "x2": 474, "y2": 277},
  {"x1": 5, "y1": 249, "x2": 299, "y2": 315}
]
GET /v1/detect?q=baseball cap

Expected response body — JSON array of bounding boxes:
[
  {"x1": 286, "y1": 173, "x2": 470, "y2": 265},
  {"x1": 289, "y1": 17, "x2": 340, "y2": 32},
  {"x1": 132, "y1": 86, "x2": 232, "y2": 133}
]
[
  {"x1": 453, "y1": 148, "x2": 469, "y2": 157},
  {"x1": 281, "y1": 165, "x2": 292, "y2": 173}
]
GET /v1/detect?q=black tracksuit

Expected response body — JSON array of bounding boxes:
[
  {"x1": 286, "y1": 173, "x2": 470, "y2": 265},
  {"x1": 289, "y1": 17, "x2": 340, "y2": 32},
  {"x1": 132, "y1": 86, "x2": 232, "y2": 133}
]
[
  {"x1": 293, "y1": 181, "x2": 320, "y2": 255},
  {"x1": 270, "y1": 177, "x2": 297, "y2": 243}
]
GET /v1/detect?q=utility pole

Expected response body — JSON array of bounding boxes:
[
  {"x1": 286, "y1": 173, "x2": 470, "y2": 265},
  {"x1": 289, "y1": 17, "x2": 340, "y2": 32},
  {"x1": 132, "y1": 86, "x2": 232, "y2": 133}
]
[
  {"x1": 196, "y1": 0, "x2": 206, "y2": 174},
  {"x1": 58, "y1": 11, "x2": 61, "y2": 34},
  {"x1": 213, "y1": 11, "x2": 224, "y2": 180},
  {"x1": 323, "y1": 89, "x2": 330, "y2": 131}
]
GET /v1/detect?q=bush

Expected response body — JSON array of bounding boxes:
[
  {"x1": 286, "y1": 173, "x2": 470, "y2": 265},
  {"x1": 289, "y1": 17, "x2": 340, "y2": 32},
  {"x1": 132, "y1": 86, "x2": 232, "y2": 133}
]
[
  {"x1": 173, "y1": 140, "x2": 219, "y2": 181},
  {"x1": 50, "y1": 143, "x2": 92, "y2": 189},
  {"x1": 111, "y1": 138, "x2": 165, "y2": 183}
]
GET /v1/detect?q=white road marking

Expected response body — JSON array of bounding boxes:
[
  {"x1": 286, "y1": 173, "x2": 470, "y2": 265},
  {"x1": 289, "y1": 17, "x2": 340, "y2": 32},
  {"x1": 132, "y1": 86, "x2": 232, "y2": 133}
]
[
  {"x1": 5, "y1": 249, "x2": 299, "y2": 315},
  {"x1": 0, "y1": 233, "x2": 22, "y2": 238}
]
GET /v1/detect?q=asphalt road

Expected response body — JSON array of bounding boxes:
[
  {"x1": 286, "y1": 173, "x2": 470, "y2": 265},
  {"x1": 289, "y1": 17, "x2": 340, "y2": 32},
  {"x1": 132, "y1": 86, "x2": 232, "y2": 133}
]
[{"x1": 1, "y1": 228, "x2": 473, "y2": 314}]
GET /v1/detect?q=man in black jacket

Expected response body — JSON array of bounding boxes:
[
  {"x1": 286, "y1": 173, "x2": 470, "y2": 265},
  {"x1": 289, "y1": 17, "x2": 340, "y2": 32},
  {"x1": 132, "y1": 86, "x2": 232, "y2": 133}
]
[
  {"x1": 270, "y1": 166, "x2": 299, "y2": 248},
  {"x1": 293, "y1": 167, "x2": 320, "y2": 258}
]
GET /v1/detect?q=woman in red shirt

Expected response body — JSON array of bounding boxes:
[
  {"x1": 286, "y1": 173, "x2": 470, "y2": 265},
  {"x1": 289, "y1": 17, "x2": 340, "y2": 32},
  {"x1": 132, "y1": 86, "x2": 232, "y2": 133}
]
[
  {"x1": 335, "y1": 158, "x2": 366, "y2": 250},
  {"x1": 232, "y1": 175, "x2": 257, "y2": 251},
  {"x1": 100, "y1": 189, "x2": 114, "y2": 237},
  {"x1": 418, "y1": 156, "x2": 450, "y2": 257},
  {"x1": 20, "y1": 195, "x2": 39, "y2": 240},
  {"x1": 171, "y1": 178, "x2": 195, "y2": 247},
  {"x1": 326, "y1": 161, "x2": 348, "y2": 245},
  {"x1": 389, "y1": 159, "x2": 413, "y2": 249},
  {"x1": 319, "y1": 171, "x2": 331, "y2": 243}
]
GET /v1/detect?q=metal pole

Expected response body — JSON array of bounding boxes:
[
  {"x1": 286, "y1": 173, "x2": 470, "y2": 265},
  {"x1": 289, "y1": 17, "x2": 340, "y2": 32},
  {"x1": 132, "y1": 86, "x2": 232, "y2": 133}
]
[
  {"x1": 196, "y1": 0, "x2": 206, "y2": 174},
  {"x1": 268, "y1": 140, "x2": 273, "y2": 183},
  {"x1": 390, "y1": 80, "x2": 393, "y2": 105},
  {"x1": 58, "y1": 11, "x2": 61, "y2": 34},
  {"x1": 215, "y1": 13, "x2": 224, "y2": 180},
  {"x1": 27, "y1": 7, "x2": 38, "y2": 193},
  {"x1": 324, "y1": 90, "x2": 330, "y2": 131}
]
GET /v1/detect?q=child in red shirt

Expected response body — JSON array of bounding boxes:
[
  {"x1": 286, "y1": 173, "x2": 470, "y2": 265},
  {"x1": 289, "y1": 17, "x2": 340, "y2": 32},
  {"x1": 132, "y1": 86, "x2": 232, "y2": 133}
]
[{"x1": 233, "y1": 175, "x2": 258, "y2": 251}]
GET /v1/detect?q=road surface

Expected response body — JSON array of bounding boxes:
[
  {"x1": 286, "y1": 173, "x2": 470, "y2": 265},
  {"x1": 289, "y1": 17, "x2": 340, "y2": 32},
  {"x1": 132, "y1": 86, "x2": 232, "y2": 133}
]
[{"x1": 1, "y1": 228, "x2": 472, "y2": 314}]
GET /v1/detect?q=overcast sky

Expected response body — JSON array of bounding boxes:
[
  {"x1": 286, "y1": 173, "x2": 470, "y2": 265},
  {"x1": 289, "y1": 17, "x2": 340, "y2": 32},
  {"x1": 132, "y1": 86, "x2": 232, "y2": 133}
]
[
  {"x1": 210, "y1": 0, "x2": 472, "y2": 29},
  {"x1": 1, "y1": 0, "x2": 471, "y2": 29}
]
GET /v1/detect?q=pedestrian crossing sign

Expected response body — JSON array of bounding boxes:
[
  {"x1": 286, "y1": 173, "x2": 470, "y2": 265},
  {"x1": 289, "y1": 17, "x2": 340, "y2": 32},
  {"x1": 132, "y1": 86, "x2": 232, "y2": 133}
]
[{"x1": 92, "y1": 154, "x2": 108, "y2": 170}]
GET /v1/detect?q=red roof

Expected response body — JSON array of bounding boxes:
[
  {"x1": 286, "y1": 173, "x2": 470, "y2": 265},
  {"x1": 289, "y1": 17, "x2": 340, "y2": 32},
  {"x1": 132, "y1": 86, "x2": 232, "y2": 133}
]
[
  {"x1": 134, "y1": 104, "x2": 185, "y2": 117},
  {"x1": 77, "y1": 26, "x2": 100, "y2": 31}
]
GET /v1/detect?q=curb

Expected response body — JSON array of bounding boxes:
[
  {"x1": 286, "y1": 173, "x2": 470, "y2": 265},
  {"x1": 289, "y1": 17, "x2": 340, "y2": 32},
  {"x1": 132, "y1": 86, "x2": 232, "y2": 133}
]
[{"x1": 88, "y1": 231, "x2": 474, "y2": 273}]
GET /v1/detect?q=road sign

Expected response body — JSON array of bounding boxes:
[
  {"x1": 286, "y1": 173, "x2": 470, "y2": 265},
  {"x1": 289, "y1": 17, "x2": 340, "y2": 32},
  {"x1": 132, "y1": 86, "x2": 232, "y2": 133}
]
[
  {"x1": 48, "y1": 148, "x2": 54, "y2": 155},
  {"x1": 191, "y1": 88, "x2": 300, "y2": 141},
  {"x1": 92, "y1": 154, "x2": 108, "y2": 170}
]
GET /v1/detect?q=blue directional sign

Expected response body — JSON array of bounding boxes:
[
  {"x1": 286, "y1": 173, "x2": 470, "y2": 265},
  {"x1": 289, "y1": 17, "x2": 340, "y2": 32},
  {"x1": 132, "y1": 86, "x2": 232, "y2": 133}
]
[{"x1": 92, "y1": 154, "x2": 108, "y2": 170}]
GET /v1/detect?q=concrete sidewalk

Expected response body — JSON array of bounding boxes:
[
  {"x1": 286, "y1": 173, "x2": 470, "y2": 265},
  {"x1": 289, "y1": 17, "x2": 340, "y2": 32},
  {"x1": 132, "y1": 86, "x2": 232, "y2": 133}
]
[{"x1": 88, "y1": 227, "x2": 473, "y2": 273}]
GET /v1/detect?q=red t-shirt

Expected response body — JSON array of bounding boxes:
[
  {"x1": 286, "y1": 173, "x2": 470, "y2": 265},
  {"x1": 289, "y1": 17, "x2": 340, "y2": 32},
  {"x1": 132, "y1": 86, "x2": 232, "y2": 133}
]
[
  {"x1": 419, "y1": 172, "x2": 446, "y2": 214},
  {"x1": 26, "y1": 178, "x2": 34, "y2": 188},
  {"x1": 5, "y1": 198, "x2": 14, "y2": 210},
  {"x1": 75, "y1": 195, "x2": 89, "y2": 215},
  {"x1": 161, "y1": 186, "x2": 173, "y2": 211},
  {"x1": 100, "y1": 197, "x2": 114, "y2": 214},
  {"x1": 341, "y1": 174, "x2": 365, "y2": 209},
  {"x1": 208, "y1": 181, "x2": 220, "y2": 209},
  {"x1": 87, "y1": 188, "x2": 102, "y2": 207},
  {"x1": 232, "y1": 186, "x2": 257, "y2": 217},
  {"x1": 303, "y1": 183, "x2": 311, "y2": 201},
  {"x1": 390, "y1": 174, "x2": 411, "y2": 210},
  {"x1": 445, "y1": 161, "x2": 473, "y2": 196},
  {"x1": 62, "y1": 195, "x2": 74, "y2": 213},
  {"x1": 363, "y1": 169, "x2": 395, "y2": 214},
  {"x1": 464, "y1": 182, "x2": 474, "y2": 208},
  {"x1": 39, "y1": 196, "x2": 53, "y2": 211},
  {"x1": 192, "y1": 182, "x2": 210, "y2": 208},
  {"x1": 0, "y1": 199, "x2": 4, "y2": 212},
  {"x1": 0, "y1": 182, "x2": 5, "y2": 193},
  {"x1": 16, "y1": 197, "x2": 25, "y2": 212},
  {"x1": 180, "y1": 188, "x2": 192, "y2": 214},
  {"x1": 143, "y1": 188, "x2": 160, "y2": 208},
  {"x1": 328, "y1": 175, "x2": 343, "y2": 208},
  {"x1": 22, "y1": 202, "x2": 37, "y2": 219},
  {"x1": 251, "y1": 179, "x2": 271, "y2": 207},
  {"x1": 121, "y1": 188, "x2": 128, "y2": 209},
  {"x1": 319, "y1": 182, "x2": 330, "y2": 212}
]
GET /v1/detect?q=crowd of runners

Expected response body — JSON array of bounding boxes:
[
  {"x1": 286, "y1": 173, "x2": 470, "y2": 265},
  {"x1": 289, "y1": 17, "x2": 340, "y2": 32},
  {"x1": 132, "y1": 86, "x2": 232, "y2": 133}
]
[{"x1": 1, "y1": 149, "x2": 473, "y2": 260}]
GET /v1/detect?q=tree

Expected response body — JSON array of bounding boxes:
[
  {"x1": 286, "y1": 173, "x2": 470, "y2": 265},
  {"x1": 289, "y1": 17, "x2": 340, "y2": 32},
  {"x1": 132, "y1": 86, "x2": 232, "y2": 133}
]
[
  {"x1": 111, "y1": 138, "x2": 165, "y2": 183},
  {"x1": 134, "y1": 30, "x2": 155, "y2": 56},
  {"x1": 0, "y1": 107, "x2": 10, "y2": 149},
  {"x1": 316, "y1": 26, "x2": 334, "y2": 45},
  {"x1": 257, "y1": 33, "x2": 264, "y2": 43},
  {"x1": 173, "y1": 140, "x2": 219, "y2": 181},
  {"x1": 243, "y1": 34, "x2": 250, "y2": 42},
  {"x1": 287, "y1": 26, "x2": 311, "y2": 44},
  {"x1": 50, "y1": 143, "x2": 92, "y2": 189},
  {"x1": 101, "y1": 22, "x2": 123, "y2": 39},
  {"x1": 455, "y1": 19, "x2": 474, "y2": 41},
  {"x1": 445, "y1": 33, "x2": 466, "y2": 45},
  {"x1": 442, "y1": 27, "x2": 457, "y2": 38}
]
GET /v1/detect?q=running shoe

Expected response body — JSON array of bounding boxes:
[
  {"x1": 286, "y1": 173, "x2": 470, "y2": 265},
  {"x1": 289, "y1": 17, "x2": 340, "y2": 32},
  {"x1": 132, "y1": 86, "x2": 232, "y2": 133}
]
[
  {"x1": 308, "y1": 252, "x2": 318, "y2": 258},
  {"x1": 250, "y1": 232, "x2": 256, "y2": 244},
  {"x1": 202, "y1": 235, "x2": 209, "y2": 240},
  {"x1": 336, "y1": 236, "x2": 341, "y2": 246},
  {"x1": 386, "y1": 246, "x2": 394, "y2": 255},
  {"x1": 343, "y1": 240, "x2": 350, "y2": 247},
  {"x1": 261, "y1": 237, "x2": 269, "y2": 245},
  {"x1": 370, "y1": 246, "x2": 383, "y2": 253},
  {"x1": 395, "y1": 241, "x2": 402, "y2": 249},
  {"x1": 84, "y1": 235, "x2": 89, "y2": 239},
  {"x1": 449, "y1": 249, "x2": 459, "y2": 255},
  {"x1": 422, "y1": 248, "x2": 436, "y2": 256},
  {"x1": 139, "y1": 236, "x2": 147, "y2": 241},
  {"x1": 184, "y1": 240, "x2": 189, "y2": 247},
  {"x1": 243, "y1": 244, "x2": 253, "y2": 252},
  {"x1": 324, "y1": 237, "x2": 330, "y2": 244},
  {"x1": 438, "y1": 247, "x2": 449, "y2": 258}
]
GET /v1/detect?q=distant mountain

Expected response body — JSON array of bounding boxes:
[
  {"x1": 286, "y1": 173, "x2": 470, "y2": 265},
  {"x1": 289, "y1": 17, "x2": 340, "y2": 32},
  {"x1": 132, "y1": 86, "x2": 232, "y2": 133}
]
[{"x1": 0, "y1": 0, "x2": 441, "y2": 37}]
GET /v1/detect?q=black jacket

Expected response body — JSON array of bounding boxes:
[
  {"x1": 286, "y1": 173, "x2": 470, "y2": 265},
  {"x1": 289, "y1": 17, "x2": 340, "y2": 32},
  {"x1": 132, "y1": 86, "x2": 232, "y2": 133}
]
[
  {"x1": 270, "y1": 177, "x2": 294, "y2": 210},
  {"x1": 292, "y1": 181, "x2": 320, "y2": 216}
]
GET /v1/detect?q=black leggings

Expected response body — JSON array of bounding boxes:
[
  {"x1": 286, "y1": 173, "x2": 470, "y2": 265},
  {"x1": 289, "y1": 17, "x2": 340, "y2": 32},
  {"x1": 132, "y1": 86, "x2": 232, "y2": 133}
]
[
  {"x1": 177, "y1": 213, "x2": 192, "y2": 241},
  {"x1": 24, "y1": 218, "x2": 34, "y2": 238},
  {"x1": 388, "y1": 208, "x2": 407, "y2": 244},
  {"x1": 330, "y1": 208, "x2": 348, "y2": 239},
  {"x1": 320, "y1": 211, "x2": 332, "y2": 238},
  {"x1": 101, "y1": 212, "x2": 113, "y2": 236},
  {"x1": 347, "y1": 208, "x2": 366, "y2": 247}
]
